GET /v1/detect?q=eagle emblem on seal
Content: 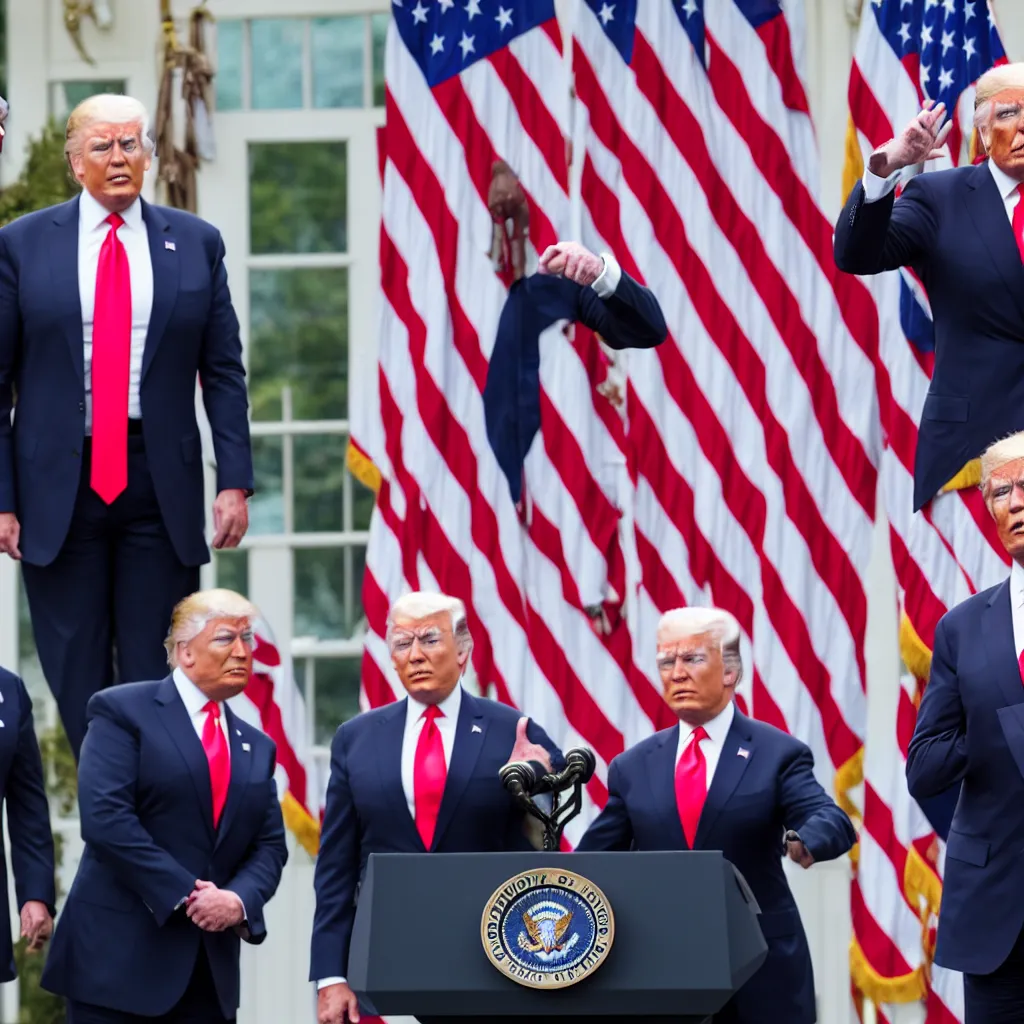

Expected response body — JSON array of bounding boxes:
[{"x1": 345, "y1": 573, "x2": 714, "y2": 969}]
[{"x1": 518, "y1": 902, "x2": 574, "y2": 954}]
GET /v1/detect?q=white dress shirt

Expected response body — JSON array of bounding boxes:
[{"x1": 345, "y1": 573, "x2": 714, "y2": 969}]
[
  {"x1": 1010, "y1": 561, "x2": 1024, "y2": 662},
  {"x1": 861, "y1": 159, "x2": 1021, "y2": 225},
  {"x1": 170, "y1": 668, "x2": 247, "y2": 926},
  {"x1": 172, "y1": 667, "x2": 231, "y2": 754},
  {"x1": 675, "y1": 699, "x2": 736, "y2": 791},
  {"x1": 591, "y1": 252, "x2": 622, "y2": 298},
  {"x1": 317, "y1": 684, "x2": 464, "y2": 990},
  {"x1": 78, "y1": 189, "x2": 154, "y2": 432}
]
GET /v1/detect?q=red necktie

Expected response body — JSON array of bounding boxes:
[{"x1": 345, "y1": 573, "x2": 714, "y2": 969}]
[
  {"x1": 413, "y1": 705, "x2": 447, "y2": 849},
  {"x1": 675, "y1": 726, "x2": 708, "y2": 848},
  {"x1": 201, "y1": 701, "x2": 230, "y2": 827},
  {"x1": 1012, "y1": 184, "x2": 1024, "y2": 263},
  {"x1": 90, "y1": 212, "x2": 131, "y2": 504},
  {"x1": 1018, "y1": 648, "x2": 1024, "y2": 686}
]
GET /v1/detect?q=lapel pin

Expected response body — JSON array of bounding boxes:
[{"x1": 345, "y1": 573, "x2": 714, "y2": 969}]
[
  {"x1": 241, "y1": 742, "x2": 251, "y2": 752},
  {"x1": 0, "y1": 720, "x2": 6, "y2": 728},
  {"x1": 0, "y1": 690, "x2": 5, "y2": 702},
  {"x1": 737, "y1": 747, "x2": 749, "y2": 759},
  {"x1": 472, "y1": 724, "x2": 482, "y2": 734},
  {"x1": 165, "y1": 239, "x2": 176, "y2": 251},
  {"x1": 236, "y1": 729, "x2": 242, "y2": 736}
]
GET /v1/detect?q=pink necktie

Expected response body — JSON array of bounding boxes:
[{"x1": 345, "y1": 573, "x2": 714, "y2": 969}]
[
  {"x1": 675, "y1": 726, "x2": 708, "y2": 848},
  {"x1": 414, "y1": 706, "x2": 447, "y2": 849},
  {"x1": 202, "y1": 701, "x2": 230, "y2": 827},
  {"x1": 90, "y1": 212, "x2": 131, "y2": 503}
]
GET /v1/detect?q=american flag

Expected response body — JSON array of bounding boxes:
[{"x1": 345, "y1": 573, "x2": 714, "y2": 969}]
[{"x1": 844, "y1": 2, "x2": 1008, "y2": 1021}]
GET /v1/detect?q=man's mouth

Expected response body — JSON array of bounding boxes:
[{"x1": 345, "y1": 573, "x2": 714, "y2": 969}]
[
  {"x1": 1010, "y1": 521, "x2": 1024, "y2": 534},
  {"x1": 108, "y1": 175, "x2": 131, "y2": 184}
]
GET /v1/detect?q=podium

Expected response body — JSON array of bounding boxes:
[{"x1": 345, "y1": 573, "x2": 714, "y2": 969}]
[{"x1": 348, "y1": 850, "x2": 768, "y2": 1022}]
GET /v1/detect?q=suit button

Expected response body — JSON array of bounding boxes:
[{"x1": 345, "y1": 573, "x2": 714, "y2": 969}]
[
  {"x1": 72, "y1": 450, "x2": 79, "y2": 458},
  {"x1": 78, "y1": 402, "x2": 84, "y2": 411}
]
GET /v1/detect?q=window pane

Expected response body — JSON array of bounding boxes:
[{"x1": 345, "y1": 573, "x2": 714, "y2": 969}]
[
  {"x1": 372, "y1": 13, "x2": 388, "y2": 107},
  {"x1": 295, "y1": 434, "x2": 346, "y2": 533},
  {"x1": 214, "y1": 550, "x2": 250, "y2": 595},
  {"x1": 249, "y1": 268, "x2": 348, "y2": 422},
  {"x1": 250, "y1": 436, "x2": 284, "y2": 535},
  {"x1": 215, "y1": 20, "x2": 244, "y2": 111},
  {"x1": 249, "y1": 142, "x2": 347, "y2": 255},
  {"x1": 295, "y1": 546, "x2": 365, "y2": 640},
  {"x1": 251, "y1": 18, "x2": 304, "y2": 110},
  {"x1": 312, "y1": 17, "x2": 363, "y2": 109},
  {"x1": 51, "y1": 79, "x2": 126, "y2": 119},
  {"x1": 294, "y1": 657, "x2": 360, "y2": 745}
]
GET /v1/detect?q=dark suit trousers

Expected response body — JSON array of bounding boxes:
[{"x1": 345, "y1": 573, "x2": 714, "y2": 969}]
[
  {"x1": 67, "y1": 945, "x2": 232, "y2": 1024},
  {"x1": 964, "y1": 923, "x2": 1024, "y2": 1023},
  {"x1": 21, "y1": 431, "x2": 199, "y2": 759}
]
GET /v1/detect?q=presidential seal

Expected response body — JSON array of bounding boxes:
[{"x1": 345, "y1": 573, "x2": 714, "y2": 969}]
[{"x1": 480, "y1": 868, "x2": 615, "y2": 990}]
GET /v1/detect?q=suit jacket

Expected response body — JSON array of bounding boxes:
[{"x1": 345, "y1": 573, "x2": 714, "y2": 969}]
[
  {"x1": 309, "y1": 691, "x2": 565, "y2": 983},
  {"x1": 0, "y1": 668, "x2": 56, "y2": 983},
  {"x1": 833, "y1": 163, "x2": 1024, "y2": 511},
  {"x1": 576, "y1": 710, "x2": 856, "y2": 1024},
  {"x1": 41, "y1": 677, "x2": 288, "y2": 1017},
  {"x1": 906, "y1": 578, "x2": 1024, "y2": 975},
  {"x1": 0, "y1": 194, "x2": 253, "y2": 567}
]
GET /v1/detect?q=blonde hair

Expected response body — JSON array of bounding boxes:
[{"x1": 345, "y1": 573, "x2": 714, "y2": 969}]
[
  {"x1": 164, "y1": 589, "x2": 258, "y2": 667},
  {"x1": 657, "y1": 606, "x2": 743, "y2": 684},
  {"x1": 65, "y1": 93, "x2": 154, "y2": 162},
  {"x1": 973, "y1": 63, "x2": 1024, "y2": 136},
  {"x1": 981, "y1": 431, "x2": 1024, "y2": 498},
  {"x1": 386, "y1": 591, "x2": 472, "y2": 653}
]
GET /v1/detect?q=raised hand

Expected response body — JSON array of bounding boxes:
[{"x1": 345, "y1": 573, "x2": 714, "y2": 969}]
[
  {"x1": 868, "y1": 100, "x2": 953, "y2": 178},
  {"x1": 504, "y1": 716, "x2": 553, "y2": 774},
  {"x1": 538, "y1": 241, "x2": 604, "y2": 287}
]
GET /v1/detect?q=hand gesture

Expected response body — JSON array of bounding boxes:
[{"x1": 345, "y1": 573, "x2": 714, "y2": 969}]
[
  {"x1": 318, "y1": 981, "x2": 361, "y2": 1024},
  {"x1": 538, "y1": 241, "x2": 604, "y2": 286},
  {"x1": 504, "y1": 716, "x2": 553, "y2": 774},
  {"x1": 19, "y1": 900, "x2": 52, "y2": 952},
  {"x1": 0, "y1": 513, "x2": 21, "y2": 560},
  {"x1": 212, "y1": 488, "x2": 249, "y2": 550},
  {"x1": 785, "y1": 836, "x2": 815, "y2": 869},
  {"x1": 185, "y1": 879, "x2": 245, "y2": 931},
  {"x1": 868, "y1": 100, "x2": 952, "y2": 178}
]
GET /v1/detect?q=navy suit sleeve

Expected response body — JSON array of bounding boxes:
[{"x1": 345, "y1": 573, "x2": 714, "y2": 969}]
[
  {"x1": 833, "y1": 178, "x2": 936, "y2": 276},
  {"x1": 6, "y1": 677, "x2": 56, "y2": 915},
  {"x1": 906, "y1": 615, "x2": 967, "y2": 800},
  {"x1": 224, "y1": 767, "x2": 288, "y2": 945},
  {"x1": 575, "y1": 271, "x2": 667, "y2": 350},
  {"x1": 0, "y1": 231, "x2": 20, "y2": 512},
  {"x1": 526, "y1": 717, "x2": 565, "y2": 783},
  {"x1": 78, "y1": 695, "x2": 196, "y2": 926},
  {"x1": 309, "y1": 725, "x2": 359, "y2": 982},
  {"x1": 777, "y1": 744, "x2": 856, "y2": 863},
  {"x1": 198, "y1": 230, "x2": 253, "y2": 494},
  {"x1": 575, "y1": 759, "x2": 633, "y2": 851}
]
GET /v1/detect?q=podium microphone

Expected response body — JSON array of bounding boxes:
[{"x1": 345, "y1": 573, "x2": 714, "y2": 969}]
[
  {"x1": 563, "y1": 747, "x2": 596, "y2": 785},
  {"x1": 499, "y1": 761, "x2": 538, "y2": 801}
]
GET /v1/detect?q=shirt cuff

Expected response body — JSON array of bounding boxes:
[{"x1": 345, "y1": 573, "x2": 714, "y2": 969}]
[
  {"x1": 591, "y1": 253, "x2": 621, "y2": 298},
  {"x1": 226, "y1": 890, "x2": 247, "y2": 924},
  {"x1": 317, "y1": 977, "x2": 347, "y2": 989},
  {"x1": 861, "y1": 167, "x2": 901, "y2": 203}
]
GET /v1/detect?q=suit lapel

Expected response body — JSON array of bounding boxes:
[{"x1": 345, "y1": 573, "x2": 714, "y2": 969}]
[
  {"x1": 963, "y1": 163, "x2": 1024, "y2": 326},
  {"x1": 430, "y1": 694, "x2": 487, "y2": 850},
  {"x1": 214, "y1": 706, "x2": 254, "y2": 847},
  {"x1": 376, "y1": 701, "x2": 423, "y2": 849},
  {"x1": 694, "y1": 712, "x2": 754, "y2": 849},
  {"x1": 140, "y1": 200, "x2": 178, "y2": 381},
  {"x1": 49, "y1": 198, "x2": 85, "y2": 385},
  {"x1": 155, "y1": 676, "x2": 215, "y2": 842},
  {"x1": 984, "y1": 580, "x2": 1024, "y2": 709},
  {"x1": 647, "y1": 728, "x2": 687, "y2": 849}
]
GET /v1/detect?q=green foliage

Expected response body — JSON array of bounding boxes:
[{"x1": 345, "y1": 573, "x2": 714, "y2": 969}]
[{"x1": 0, "y1": 120, "x2": 79, "y2": 230}]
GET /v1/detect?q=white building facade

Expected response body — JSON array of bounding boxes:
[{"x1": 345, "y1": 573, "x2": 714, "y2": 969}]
[{"x1": 0, "y1": 1, "x2": 1022, "y2": 1021}]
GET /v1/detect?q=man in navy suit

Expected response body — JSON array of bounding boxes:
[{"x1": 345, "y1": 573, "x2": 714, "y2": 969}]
[
  {"x1": 0, "y1": 667, "x2": 57, "y2": 977},
  {"x1": 907, "y1": 430, "x2": 1024, "y2": 1022},
  {"x1": 311, "y1": 590, "x2": 564, "y2": 1024},
  {"x1": 833, "y1": 63, "x2": 1024, "y2": 511},
  {"x1": 42, "y1": 588, "x2": 288, "y2": 1023},
  {"x1": 0, "y1": 93, "x2": 252, "y2": 759},
  {"x1": 577, "y1": 607, "x2": 856, "y2": 1024}
]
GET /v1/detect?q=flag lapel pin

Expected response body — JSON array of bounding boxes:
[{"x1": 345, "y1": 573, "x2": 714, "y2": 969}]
[
  {"x1": 737, "y1": 747, "x2": 749, "y2": 759},
  {"x1": 165, "y1": 239, "x2": 176, "y2": 251}
]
